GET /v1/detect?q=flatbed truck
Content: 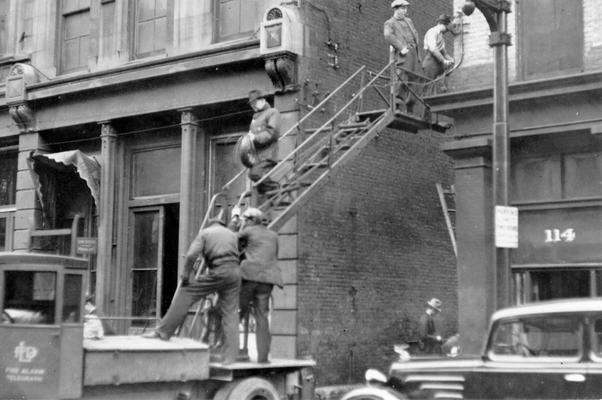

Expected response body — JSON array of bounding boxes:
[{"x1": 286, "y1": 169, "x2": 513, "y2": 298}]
[{"x1": 0, "y1": 252, "x2": 315, "y2": 400}]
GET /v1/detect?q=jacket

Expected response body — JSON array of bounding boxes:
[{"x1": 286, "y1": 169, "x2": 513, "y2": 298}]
[
  {"x1": 384, "y1": 16, "x2": 421, "y2": 70},
  {"x1": 239, "y1": 224, "x2": 283, "y2": 288},
  {"x1": 249, "y1": 104, "x2": 280, "y2": 163}
]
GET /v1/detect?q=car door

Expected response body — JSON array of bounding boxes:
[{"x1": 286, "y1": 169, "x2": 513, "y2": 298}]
[
  {"x1": 585, "y1": 315, "x2": 602, "y2": 396},
  {"x1": 470, "y1": 315, "x2": 589, "y2": 399}
]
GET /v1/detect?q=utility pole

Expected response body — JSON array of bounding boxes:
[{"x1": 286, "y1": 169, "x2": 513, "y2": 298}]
[{"x1": 462, "y1": 0, "x2": 513, "y2": 309}]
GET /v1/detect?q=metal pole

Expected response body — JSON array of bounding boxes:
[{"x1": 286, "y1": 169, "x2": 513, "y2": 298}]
[{"x1": 491, "y1": 7, "x2": 511, "y2": 309}]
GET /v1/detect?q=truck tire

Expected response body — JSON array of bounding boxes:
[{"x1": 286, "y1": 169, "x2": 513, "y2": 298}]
[{"x1": 213, "y1": 377, "x2": 279, "y2": 400}]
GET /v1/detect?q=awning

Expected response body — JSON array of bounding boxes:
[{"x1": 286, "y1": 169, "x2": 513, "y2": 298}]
[{"x1": 28, "y1": 150, "x2": 101, "y2": 211}]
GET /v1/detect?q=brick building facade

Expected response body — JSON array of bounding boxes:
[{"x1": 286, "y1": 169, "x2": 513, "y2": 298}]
[{"x1": 0, "y1": 0, "x2": 455, "y2": 385}]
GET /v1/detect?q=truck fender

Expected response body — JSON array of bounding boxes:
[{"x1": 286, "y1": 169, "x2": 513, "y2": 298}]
[
  {"x1": 340, "y1": 386, "x2": 407, "y2": 400},
  {"x1": 213, "y1": 377, "x2": 280, "y2": 400}
]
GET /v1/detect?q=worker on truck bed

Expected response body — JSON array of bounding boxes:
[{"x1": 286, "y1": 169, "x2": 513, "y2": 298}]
[
  {"x1": 238, "y1": 208, "x2": 283, "y2": 363},
  {"x1": 144, "y1": 217, "x2": 241, "y2": 365}
]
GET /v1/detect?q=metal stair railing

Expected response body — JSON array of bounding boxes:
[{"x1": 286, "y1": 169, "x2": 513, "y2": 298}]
[
  {"x1": 219, "y1": 65, "x2": 368, "y2": 196},
  {"x1": 252, "y1": 60, "x2": 397, "y2": 230}
]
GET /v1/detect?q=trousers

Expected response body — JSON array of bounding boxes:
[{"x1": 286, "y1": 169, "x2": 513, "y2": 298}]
[
  {"x1": 157, "y1": 263, "x2": 241, "y2": 364},
  {"x1": 422, "y1": 52, "x2": 444, "y2": 80},
  {"x1": 239, "y1": 280, "x2": 274, "y2": 362},
  {"x1": 249, "y1": 159, "x2": 278, "y2": 195}
]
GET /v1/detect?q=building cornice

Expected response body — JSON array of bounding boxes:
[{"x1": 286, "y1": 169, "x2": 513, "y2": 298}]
[
  {"x1": 426, "y1": 70, "x2": 602, "y2": 112},
  {"x1": 1, "y1": 40, "x2": 262, "y2": 107}
]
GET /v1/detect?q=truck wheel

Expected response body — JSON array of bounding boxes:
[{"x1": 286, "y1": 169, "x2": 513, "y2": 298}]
[{"x1": 213, "y1": 377, "x2": 279, "y2": 400}]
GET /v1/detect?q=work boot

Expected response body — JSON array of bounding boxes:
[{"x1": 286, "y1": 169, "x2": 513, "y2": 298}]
[{"x1": 142, "y1": 330, "x2": 169, "y2": 341}]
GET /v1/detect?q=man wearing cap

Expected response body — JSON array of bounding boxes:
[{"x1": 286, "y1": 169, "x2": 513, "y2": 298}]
[
  {"x1": 418, "y1": 298, "x2": 444, "y2": 354},
  {"x1": 238, "y1": 207, "x2": 283, "y2": 363},
  {"x1": 384, "y1": 0, "x2": 421, "y2": 114},
  {"x1": 422, "y1": 14, "x2": 455, "y2": 80},
  {"x1": 143, "y1": 217, "x2": 241, "y2": 365},
  {"x1": 243, "y1": 89, "x2": 281, "y2": 200}
]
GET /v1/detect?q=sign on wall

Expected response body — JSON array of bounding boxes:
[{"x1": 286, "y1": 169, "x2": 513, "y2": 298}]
[
  {"x1": 495, "y1": 206, "x2": 519, "y2": 248},
  {"x1": 514, "y1": 206, "x2": 602, "y2": 264}
]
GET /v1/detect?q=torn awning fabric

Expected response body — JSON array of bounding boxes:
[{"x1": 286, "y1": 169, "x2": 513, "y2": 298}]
[{"x1": 28, "y1": 150, "x2": 101, "y2": 211}]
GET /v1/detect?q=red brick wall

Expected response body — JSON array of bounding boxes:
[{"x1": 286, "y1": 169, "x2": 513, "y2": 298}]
[{"x1": 291, "y1": 0, "x2": 456, "y2": 385}]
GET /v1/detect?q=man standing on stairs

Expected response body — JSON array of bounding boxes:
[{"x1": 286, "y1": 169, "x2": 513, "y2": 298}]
[
  {"x1": 238, "y1": 207, "x2": 283, "y2": 363},
  {"x1": 143, "y1": 217, "x2": 241, "y2": 365},
  {"x1": 384, "y1": 0, "x2": 421, "y2": 114},
  {"x1": 244, "y1": 89, "x2": 281, "y2": 203}
]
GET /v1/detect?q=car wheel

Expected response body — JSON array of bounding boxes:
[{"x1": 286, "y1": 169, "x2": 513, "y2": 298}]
[{"x1": 213, "y1": 377, "x2": 280, "y2": 400}]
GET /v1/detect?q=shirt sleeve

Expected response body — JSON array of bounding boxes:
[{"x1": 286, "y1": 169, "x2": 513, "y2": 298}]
[
  {"x1": 423, "y1": 28, "x2": 438, "y2": 52},
  {"x1": 182, "y1": 233, "x2": 205, "y2": 276}
]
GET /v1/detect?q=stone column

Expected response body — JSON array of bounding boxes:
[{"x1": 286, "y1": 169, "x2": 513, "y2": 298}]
[
  {"x1": 178, "y1": 109, "x2": 206, "y2": 274},
  {"x1": 14, "y1": 132, "x2": 48, "y2": 251},
  {"x1": 96, "y1": 121, "x2": 117, "y2": 313},
  {"x1": 445, "y1": 140, "x2": 495, "y2": 355}
]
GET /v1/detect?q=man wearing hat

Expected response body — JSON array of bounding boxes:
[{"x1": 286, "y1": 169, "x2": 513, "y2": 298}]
[
  {"x1": 422, "y1": 14, "x2": 455, "y2": 80},
  {"x1": 384, "y1": 0, "x2": 421, "y2": 114},
  {"x1": 143, "y1": 217, "x2": 241, "y2": 365},
  {"x1": 418, "y1": 298, "x2": 444, "y2": 354},
  {"x1": 238, "y1": 207, "x2": 283, "y2": 363},
  {"x1": 243, "y1": 89, "x2": 281, "y2": 200}
]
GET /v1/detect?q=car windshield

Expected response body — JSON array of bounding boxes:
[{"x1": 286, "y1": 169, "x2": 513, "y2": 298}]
[{"x1": 489, "y1": 315, "x2": 581, "y2": 359}]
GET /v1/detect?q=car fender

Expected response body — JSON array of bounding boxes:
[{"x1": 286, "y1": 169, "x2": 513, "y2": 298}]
[{"x1": 340, "y1": 386, "x2": 406, "y2": 400}]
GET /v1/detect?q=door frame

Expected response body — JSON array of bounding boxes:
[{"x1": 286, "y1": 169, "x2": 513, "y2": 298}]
[{"x1": 125, "y1": 205, "x2": 165, "y2": 332}]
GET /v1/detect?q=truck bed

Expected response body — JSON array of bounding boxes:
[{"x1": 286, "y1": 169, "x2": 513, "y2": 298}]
[{"x1": 83, "y1": 336, "x2": 210, "y2": 386}]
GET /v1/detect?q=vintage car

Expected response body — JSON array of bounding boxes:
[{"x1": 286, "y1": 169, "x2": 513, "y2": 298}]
[{"x1": 342, "y1": 298, "x2": 602, "y2": 399}]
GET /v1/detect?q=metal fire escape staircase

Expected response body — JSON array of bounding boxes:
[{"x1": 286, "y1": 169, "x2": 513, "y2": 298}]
[
  {"x1": 208, "y1": 60, "x2": 452, "y2": 231},
  {"x1": 180, "y1": 60, "x2": 453, "y2": 342}
]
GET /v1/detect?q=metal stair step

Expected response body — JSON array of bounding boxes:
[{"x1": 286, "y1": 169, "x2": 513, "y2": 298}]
[{"x1": 298, "y1": 162, "x2": 328, "y2": 172}]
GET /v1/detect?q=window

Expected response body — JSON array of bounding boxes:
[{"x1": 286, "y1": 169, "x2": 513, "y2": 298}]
[
  {"x1": 512, "y1": 151, "x2": 602, "y2": 203},
  {"x1": 19, "y1": 0, "x2": 35, "y2": 53},
  {"x1": 214, "y1": 0, "x2": 263, "y2": 42},
  {"x1": 3, "y1": 271, "x2": 57, "y2": 325},
  {"x1": 134, "y1": 0, "x2": 167, "y2": 58},
  {"x1": 0, "y1": 147, "x2": 16, "y2": 252},
  {"x1": 489, "y1": 316, "x2": 581, "y2": 359},
  {"x1": 60, "y1": 0, "x2": 91, "y2": 73},
  {"x1": 0, "y1": 148, "x2": 17, "y2": 207},
  {"x1": 0, "y1": 0, "x2": 8, "y2": 56},
  {"x1": 519, "y1": 0, "x2": 583, "y2": 79}
]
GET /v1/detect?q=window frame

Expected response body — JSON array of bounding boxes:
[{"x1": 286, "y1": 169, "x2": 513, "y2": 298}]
[
  {"x1": 517, "y1": 0, "x2": 584, "y2": 81},
  {"x1": 212, "y1": 0, "x2": 262, "y2": 43},
  {"x1": 130, "y1": 0, "x2": 173, "y2": 60},
  {"x1": 58, "y1": 0, "x2": 92, "y2": 74}
]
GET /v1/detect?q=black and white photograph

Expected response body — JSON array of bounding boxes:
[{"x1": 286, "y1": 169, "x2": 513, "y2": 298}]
[{"x1": 0, "y1": 0, "x2": 600, "y2": 399}]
